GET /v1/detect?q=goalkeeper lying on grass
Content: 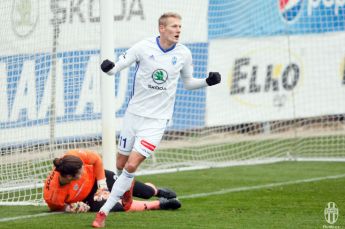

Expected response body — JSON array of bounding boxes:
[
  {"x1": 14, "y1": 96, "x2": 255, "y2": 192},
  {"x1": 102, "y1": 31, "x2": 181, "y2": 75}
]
[{"x1": 44, "y1": 149, "x2": 181, "y2": 213}]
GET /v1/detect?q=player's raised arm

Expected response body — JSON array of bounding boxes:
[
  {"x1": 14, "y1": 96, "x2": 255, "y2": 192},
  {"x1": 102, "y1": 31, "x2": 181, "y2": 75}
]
[
  {"x1": 100, "y1": 42, "x2": 142, "y2": 76},
  {"x1": 181, "y1": 50, "x2": 221, "y2": 90}
]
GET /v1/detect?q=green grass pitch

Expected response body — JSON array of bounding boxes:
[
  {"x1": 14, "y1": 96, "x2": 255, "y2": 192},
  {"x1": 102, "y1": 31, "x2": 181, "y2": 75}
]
[{"x1": 0, "y1": 161, "x2": 344, "y2": 229}]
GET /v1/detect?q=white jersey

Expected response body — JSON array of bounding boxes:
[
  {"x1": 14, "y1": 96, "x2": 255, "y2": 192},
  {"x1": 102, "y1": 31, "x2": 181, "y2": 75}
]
[{"x1": 113, "y1": 36, "x2": 206, "y2": 120}]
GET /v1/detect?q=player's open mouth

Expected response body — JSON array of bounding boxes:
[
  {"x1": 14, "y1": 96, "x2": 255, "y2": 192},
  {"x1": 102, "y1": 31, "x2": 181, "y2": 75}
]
[{"x1": 175, "y1": 35, "x2": 179, "y2": 39}]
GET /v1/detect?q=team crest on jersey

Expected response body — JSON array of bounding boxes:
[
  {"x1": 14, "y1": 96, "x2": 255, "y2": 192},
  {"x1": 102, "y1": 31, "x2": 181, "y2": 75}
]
[
  {"x1": 73, "y1": 184, "x2": 79, "y2": 190},
  {"x1": 152, "y1": 69, "x2": 168, "y2": 84},
  {"x1": 172, "y1": 56, "x2": 177, "y2": 65}
]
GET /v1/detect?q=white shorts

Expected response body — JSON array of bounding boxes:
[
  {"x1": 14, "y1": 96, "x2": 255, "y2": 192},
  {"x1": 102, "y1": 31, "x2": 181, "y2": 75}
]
[{"x1": 118, "y1": 112, "x2": 168, "y2": 158}]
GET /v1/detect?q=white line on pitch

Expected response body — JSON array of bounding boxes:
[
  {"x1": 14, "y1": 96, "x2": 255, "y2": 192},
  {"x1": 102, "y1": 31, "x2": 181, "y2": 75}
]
[
  {"x1": 0, "y1": 212, "x2": 63, "y2": 223},
  {"x1": 179, "y1": 173, "x2": 345, "y2": 199},
  {"x1": 1, "y1": 173, "x2": 345, "y2": 223}
]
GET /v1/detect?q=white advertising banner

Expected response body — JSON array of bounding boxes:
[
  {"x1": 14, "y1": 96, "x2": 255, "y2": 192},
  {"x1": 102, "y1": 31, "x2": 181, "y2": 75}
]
[
  {"x1": 206, "y1": 33, "x2": 345, "y2": 126},
  {"x1": 0, "y1": 0, "x2": 208, "y2": 146},
  {"x1": 1, "y1": 0, "x2": 208, "y2": 55}
]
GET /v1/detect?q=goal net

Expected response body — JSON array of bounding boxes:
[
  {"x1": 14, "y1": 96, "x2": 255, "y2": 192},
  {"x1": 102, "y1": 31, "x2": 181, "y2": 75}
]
[{"x1": 1, "y1": 0, "x2": 345, "y2": 205}]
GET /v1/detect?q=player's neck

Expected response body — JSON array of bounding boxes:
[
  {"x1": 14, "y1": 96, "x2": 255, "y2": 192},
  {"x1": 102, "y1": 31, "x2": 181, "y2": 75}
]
[
  {"x1": 59, "y1": 176, "x2": 71, "y2": 186},
  {"x1": 158, "y1": 37, "x2": 175, "y2": 50}
]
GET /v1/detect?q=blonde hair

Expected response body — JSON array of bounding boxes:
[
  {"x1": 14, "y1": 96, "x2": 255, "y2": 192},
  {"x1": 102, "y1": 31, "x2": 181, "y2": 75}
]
[{"x1": 158, "y1": 12, "x2": 182, "y2": 26}]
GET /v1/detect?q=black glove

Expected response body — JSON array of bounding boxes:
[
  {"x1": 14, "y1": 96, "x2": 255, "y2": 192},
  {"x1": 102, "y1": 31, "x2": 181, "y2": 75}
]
[
  {"x1": 100, "y1": 59, "x2": 115, "y2": 73},
  {"x1": 206, "y1": 72, "x2": 221, "y2": 86}
]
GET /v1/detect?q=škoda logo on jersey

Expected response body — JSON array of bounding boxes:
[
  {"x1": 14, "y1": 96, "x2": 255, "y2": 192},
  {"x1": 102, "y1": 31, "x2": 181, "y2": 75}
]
[
  {"x1": 152, "y1": 69, "x2": 168, "y2": 84},
  {"x1": 148, "y1": 69, "x2": 168, "y2": 90}
]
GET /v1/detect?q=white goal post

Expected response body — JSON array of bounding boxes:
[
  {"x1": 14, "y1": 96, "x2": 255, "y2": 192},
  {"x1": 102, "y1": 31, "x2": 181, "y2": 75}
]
[{"x1": 1, "y1": 0, "x2": 345, "y2": 205}]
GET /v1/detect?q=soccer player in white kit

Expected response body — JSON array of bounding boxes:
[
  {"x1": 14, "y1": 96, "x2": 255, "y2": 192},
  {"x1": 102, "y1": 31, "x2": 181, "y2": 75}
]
[{"x1": 92, "y1": 12, "x2": 221, "y2": 228}]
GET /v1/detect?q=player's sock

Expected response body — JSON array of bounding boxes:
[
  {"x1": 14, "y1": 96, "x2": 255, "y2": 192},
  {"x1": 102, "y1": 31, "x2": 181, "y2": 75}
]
[
  {"x1": 100, "y1": 169, "x2": 134, "y2": 214},
  {"x1": 127, "y1": 200, "x2": 160, "y2": 212}
]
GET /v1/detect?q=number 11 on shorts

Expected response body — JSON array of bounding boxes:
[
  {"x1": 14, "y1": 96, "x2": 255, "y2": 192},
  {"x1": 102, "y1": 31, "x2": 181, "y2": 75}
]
[{"x1": 119, "y1": 136, "x2": 127, "y2": 148}]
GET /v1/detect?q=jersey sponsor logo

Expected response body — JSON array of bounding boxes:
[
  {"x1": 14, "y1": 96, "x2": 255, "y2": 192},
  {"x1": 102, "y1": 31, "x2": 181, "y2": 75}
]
[
  {"x1": 148, "y1": 84, "x2": 167, "y2": 90},
  {"x1": 152, "y1": 69, "x2": 168, "y2": 84},
  {"x1": 140, "y1": 139, "x2": 156, "y2": 151}
]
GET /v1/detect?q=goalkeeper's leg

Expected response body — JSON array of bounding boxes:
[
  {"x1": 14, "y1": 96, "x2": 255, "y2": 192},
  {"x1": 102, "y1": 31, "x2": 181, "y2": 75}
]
[
  {"x1": 126, "y1": 199, "x2": 181, "y2": 212},
  {"x1": 132, "y1": 181, "x2": 156, "y2": 199},
  {"x1": 143, "y1": 183, "x2": 177, "y2": 199}
]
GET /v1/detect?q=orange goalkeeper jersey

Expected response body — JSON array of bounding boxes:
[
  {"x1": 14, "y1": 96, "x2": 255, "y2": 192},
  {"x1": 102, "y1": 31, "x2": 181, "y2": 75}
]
[{"x1": 43, "y1": 149, "x2": 106, "y2": 211}]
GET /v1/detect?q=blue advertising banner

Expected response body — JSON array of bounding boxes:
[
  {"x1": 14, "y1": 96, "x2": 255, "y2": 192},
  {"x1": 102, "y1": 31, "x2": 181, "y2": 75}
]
[
  {"x1": 0, "y1": 44, "x2": 207, "y2": 147},
  {"x1": 209, "y1": 0, "x2": 345, "y2": 38}
]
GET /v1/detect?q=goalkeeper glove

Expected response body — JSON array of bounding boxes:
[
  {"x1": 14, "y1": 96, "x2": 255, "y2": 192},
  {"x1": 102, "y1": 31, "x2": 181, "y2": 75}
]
[
  {"x1": 206, "y1": 72, "x2": 221, "y2": 86},
  {"x1": 65, "y1": 202, "x2": 90, "y2": 213},
  {"x1": 94, "y1": 188, "x2": 110, "y2": 202},
  {"x1": 100, "y1": 59, "x2": 115, "y2": 73},
  {"x1": 93, "y1": 179, "x2": 110, "y2": 201}
]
